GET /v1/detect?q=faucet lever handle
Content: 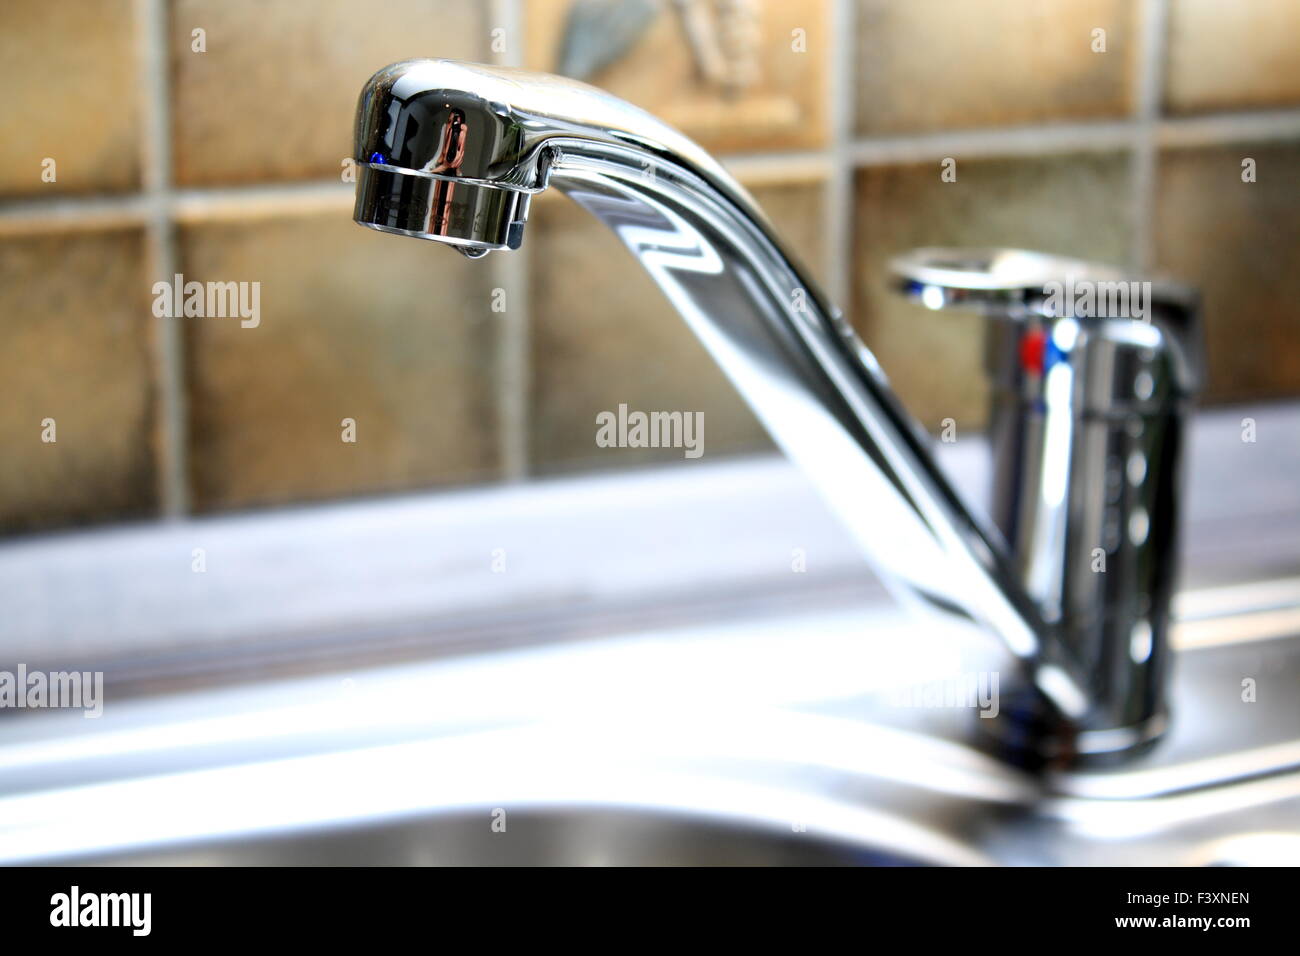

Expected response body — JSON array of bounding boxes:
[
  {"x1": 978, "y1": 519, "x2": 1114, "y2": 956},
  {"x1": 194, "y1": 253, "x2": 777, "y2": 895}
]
[
  {"x1": 888, "y1": 247, "x2": 1203, "y2": 398},
  {"x1": 890, "y1": 247, "x2": 1204, "y2": 761}
]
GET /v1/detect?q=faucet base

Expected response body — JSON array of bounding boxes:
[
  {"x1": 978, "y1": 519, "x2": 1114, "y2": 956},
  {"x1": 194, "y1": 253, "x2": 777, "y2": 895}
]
[{"x1": 977, "y1": 687, "x2": 1169, "y2": 771}]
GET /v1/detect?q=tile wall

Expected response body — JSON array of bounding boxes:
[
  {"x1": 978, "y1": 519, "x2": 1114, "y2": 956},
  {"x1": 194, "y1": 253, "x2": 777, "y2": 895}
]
[{"x1": 1, "y1": 0, "x2": 1297, "y2": 534}]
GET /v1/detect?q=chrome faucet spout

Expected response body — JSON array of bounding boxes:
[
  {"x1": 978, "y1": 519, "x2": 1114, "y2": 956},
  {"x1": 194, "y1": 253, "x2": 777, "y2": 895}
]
[{"x1": 353, "y1": 59, "x2": 1185, "y2": 763}]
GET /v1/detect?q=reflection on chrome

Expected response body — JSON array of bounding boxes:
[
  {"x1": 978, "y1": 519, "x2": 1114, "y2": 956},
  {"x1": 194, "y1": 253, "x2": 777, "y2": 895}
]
[{"x1": 352, "y1": 60, "x2": 1200, "y2": 764}]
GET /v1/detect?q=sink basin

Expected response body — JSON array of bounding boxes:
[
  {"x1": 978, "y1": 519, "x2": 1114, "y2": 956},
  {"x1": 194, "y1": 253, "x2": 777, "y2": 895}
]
[
  {"x1": 2, "y1": 582, "x2": 1298, "y2": 867},
  {"x1": 0, "y1": 705, "x2": 1005, "y2": 866},
  {"x1": 67, "y1": 809, "x2": 935, "y2": 867}
]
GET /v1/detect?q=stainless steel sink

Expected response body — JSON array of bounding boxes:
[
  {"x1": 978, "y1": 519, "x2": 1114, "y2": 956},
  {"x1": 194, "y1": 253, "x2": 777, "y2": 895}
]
[
  {"x1": 66, "y1": 810, "x2": 940, "y2": 867},
  {"x1": 3, "y1": 581, "x2": 1298, "y2": 867}
]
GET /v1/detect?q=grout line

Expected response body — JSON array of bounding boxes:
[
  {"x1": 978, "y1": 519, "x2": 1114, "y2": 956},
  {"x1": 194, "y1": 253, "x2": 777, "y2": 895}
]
[
  {"x1": 171, "y1": 180, "x2": 352, "y2": 221},
  {"x1": 4, "y1": 110, "x2": 1300, "y2": 229},
  {"x1": 721, "y1": 151, "x2": 832, "y2": 184},
  {"x1": 1157, "y1": 108, "x2": 1300, "y2": 146},
  {"x1": 490, "y1": 0, "x2": 531, "y2": 481},
  {"x1": 136, "y1": 0, "x2": 190, "y2": 518},
  {"x1": 1130, "y1": 0, "x2": 1169, "y2": 273},
  {"x1": 823, "y1": 0, "x2": 855, "y2": 313},
  {"x1": 0, "y1": 194, "x2": 154, "y2": 234},
  {"x1": 847, "y1": 119, "x2": 1144, "y2": 165},
  {"x1": 493, "y1": 241, "x2": 531, "y2": 482},
  {"x1": 0, "y1": 180, "x2": 355, "y2": 231}
]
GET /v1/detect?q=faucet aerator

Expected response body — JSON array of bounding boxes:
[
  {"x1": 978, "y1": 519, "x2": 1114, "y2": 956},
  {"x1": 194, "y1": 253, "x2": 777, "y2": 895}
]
[{"x1": 353, "y1": 164, "x2": 529, "y2": 253}]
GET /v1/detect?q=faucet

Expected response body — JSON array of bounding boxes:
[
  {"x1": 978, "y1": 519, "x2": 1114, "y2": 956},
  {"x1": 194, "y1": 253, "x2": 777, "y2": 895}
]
[{"x1": 352, "y1": 59, "x2": 1200, "y2": 767}]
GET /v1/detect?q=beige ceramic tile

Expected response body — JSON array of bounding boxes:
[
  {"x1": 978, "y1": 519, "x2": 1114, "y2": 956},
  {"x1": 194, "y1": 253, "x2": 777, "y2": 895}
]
[
  {"x1": 527, "y1": 178, "x2": 827, "y2": 472},
  {"x1": 170, "y1": 0, "x2": 484, "y2": 185},
  {"x1": 181, "y1": 212, "x2": 499, "y2": 511},
  {"x1": 1165, "y1": 0, "x2": 1300, "y2": 114},
  {"x1": 854, "y1": 0, "x2": 1136, "y2": 135},
  {"x1": 0, "y1": 229, "x2": 157, "y2": 533},
  {"x1": 1154, "y1": 141, "x2": 1300, "y2": 403},
  {"x1": 0, "y1": 0, "x2": 140, "y2": 197},
  {"x1": 852, "y1": 152, "x2": 1132, "y2": 430},
  {"x1": 525, "y1": 0, "x2": 829, "y2": 154}
]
